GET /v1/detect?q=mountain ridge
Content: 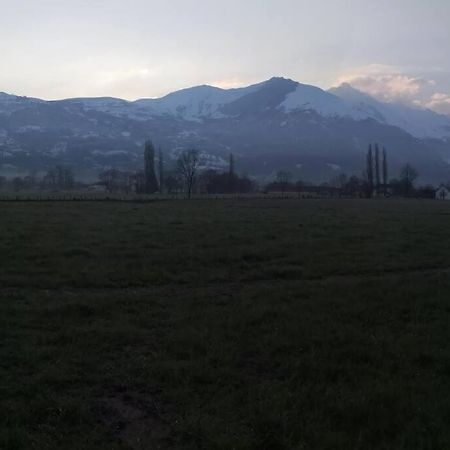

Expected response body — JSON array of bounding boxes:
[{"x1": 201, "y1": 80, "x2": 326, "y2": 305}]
[
  {"x1": 1, "y1": 77, "x2": 450, "y2": 183},
  {"x1": 2, "y1": 77, "x2": 450, "y2": 139}
]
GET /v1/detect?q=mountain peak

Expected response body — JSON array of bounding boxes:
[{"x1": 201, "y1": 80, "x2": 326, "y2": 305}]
[{"x1": 263, "y1": 76, "x2": 298, "y2": 87}]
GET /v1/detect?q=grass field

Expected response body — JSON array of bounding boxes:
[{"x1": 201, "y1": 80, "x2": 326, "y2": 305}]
[{"x1": 1, "y1": 199, "x2": 450, "y2": 449}]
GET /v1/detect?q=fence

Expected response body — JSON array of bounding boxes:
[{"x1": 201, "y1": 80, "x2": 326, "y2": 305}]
[{"x1": 0, "y1": 191, "x2": 326, "y2": 202}]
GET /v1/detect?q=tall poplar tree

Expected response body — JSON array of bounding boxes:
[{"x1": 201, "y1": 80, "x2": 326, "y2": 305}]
[
  {"x1": 375, "y1": 143, "x2": 381, "y2": 196},
  {"x1": 229, "y1": 153, "x2": 235, "y2": 193},
  {"x1": 158, "y1": 147, "x2": 164, "y2": 193},
  {"x1": 382, "y1": 147, "x2": 388, "y2": 196},
  {"x1": 144, "y1": 140, "x2": 159, "y2": 194},
  {"x1": 366, "y1": 144, "x2": 374, "y2": 198}
]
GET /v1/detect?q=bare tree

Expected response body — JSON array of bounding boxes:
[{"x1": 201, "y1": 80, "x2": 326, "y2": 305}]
[
  {"x1": 400, "y1": 164, "x2": 418, "y2": 197},
  {"x1": 331, "y1": 173, "x2": 348, "y2": 189},
  {"x1": 43, "y1": 165, "x2": 74, "y2": 190},
  {"x1": 276, "y1": 171, "x2": 292, "y2": 197},
  {"x1": 99, "y1": 169, "x2": 116, "y2": 193},
  {"x1": 177, "y1": 149, "x2": 200, "y2": 199}
]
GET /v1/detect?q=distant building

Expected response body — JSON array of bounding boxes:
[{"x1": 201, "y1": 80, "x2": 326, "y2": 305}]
[
  {"x1": 87, "y1": 182, "x2": 107, "y2": 192},
  {"x1": 435, "y1": 184, "x2": 450, "y2": 200}
]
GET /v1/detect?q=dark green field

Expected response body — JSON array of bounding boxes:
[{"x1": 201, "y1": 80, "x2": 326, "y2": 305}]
[{"x1": 1, "y1": 199, "x2": 450, "y2": 449}]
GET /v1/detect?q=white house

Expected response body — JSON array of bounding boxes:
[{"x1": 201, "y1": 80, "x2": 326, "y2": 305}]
[{"x1": 435, "y1": 184, "x2": 450, "y2": 200}]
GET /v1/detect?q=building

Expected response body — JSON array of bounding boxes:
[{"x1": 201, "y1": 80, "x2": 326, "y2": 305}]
[{"x1": 435, "y1": 184, "x2": 450, "y2": 200}]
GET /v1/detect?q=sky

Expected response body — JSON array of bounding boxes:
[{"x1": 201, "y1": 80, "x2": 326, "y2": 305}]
[{"x1": 1, "y1": 0, "x2": 449, "y2": 114}]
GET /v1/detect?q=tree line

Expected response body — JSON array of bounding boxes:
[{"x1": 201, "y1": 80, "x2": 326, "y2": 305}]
[
  {"x1": 96, "y1": 142, "x2": 256, "y2": 198},
  {"x1": 264, "y1": 144, "x2": 430, "y2": 198},
  {"x1": 0, "y1": 141, "x2": 438, "y2": 198},
  {"x1": 0, "y1": 165, "x2": 76, "y2": 192}
]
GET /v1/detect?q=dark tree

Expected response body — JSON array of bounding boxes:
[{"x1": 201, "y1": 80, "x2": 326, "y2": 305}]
[
  {"x1": 133, "y1": 172, "x2": 146, "y2": 194},
  {"x1": 165, "y1": 174, "x2": 182, "y2": 194},
  {"x1": 144, "y1": 140, "x2": 159, "y2": 194},
  {"x1": 229, "y1": 153, "x2": 235, "y2": 193},
  {"x1": 177, "y1": 149, "x2": 200, "y2": 199},
  {"x1": 200, "y1": 169, "x2": 255, "y2": 194},
  {"x1": 400, "y1": 164, "x2": 418, "y2": 197},
  {"x1": 99, "y1": 169, "x2": 119, "y2": 193},
  {"x1": 12, "y1": 177, "x2": 25, "y2": 191},
  {"x1": 382, "y1": 147, "x2": 388, "y2": 196},
  {"x1": 343, "y1": 175, "x2": 364, "y2": 197},
  {"x1": 276, "y1": 171, "x2": 292, "y2": 197},
  {"x1": 43, "y1": 166, "x2": 74, "y2": 190},
  {"x1": 366, "y1": 144, "x2": 374, "y2": 198},
  {"x1": 374, "y1": 143, "x2": 381, "y2": 195},
  {"x1": 158, "y1": 147, "x2": 164, "y2": 193},
  {"x1": 331, "y1": 173, "x2": 348, "y2": 189}
]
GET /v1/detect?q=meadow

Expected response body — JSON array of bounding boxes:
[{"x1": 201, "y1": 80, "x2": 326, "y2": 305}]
[{"x1": 1, "y1": 198, "x2": 450, "y2": 449}]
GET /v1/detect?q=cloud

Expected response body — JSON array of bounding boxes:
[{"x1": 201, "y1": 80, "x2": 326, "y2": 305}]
[
  {"x1": 349, "y1": 75, "x2": 428, "y2": 101},
  {"x1": 336, "y1": 65, "x2": 432, "y2": 103},
  {"x1": 212, "y1": 77, "x2": 254, "y2": 89},
  {"x1": 335, "y1": 64, "x2": 450, "y2": 116},
  {"x1": 425, "y1": 93, "x2": 450, "y2": 115}
]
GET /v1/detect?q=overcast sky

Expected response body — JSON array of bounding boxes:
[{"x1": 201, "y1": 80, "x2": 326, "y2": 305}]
[{"x1": 1, "y1": 0, "x2": 449, "y2": 113}]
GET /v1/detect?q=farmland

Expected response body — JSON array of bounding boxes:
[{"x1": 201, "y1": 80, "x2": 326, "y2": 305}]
[{"x1": 1, "y1": 198, "x2": 450, "y2": 449}]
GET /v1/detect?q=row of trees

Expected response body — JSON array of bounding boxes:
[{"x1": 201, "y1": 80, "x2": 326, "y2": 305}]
[
  {"x1": 0, "y1": 166, "x2": 76, "y2": 191},
  {"x1": 264, "y1": 144, "x2": 424, "y2": 198},
  {"x1": 0, "y1": 141, "x2": 431, "y2": 198},
  {"x1": 94, "y1": 140, "x2": 430, "y2": 198},
  {"x1": 366, "y1": 143, "x2": 419, "y2": 197},
  {"x1": 366, "y1": 143, "x2": 388, "y2": 197},
  {"x1": 101, "y1": 142, "x2": 254, "y2": 198}
]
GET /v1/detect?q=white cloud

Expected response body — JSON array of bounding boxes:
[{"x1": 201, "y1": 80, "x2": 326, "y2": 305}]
[
  {"x1": 335, "y1": 64, "x2": 450, "y2": 116},
  {"x1": 212, "y1": 77, "x2": 251, "y2": 90},
  {"x1": 425, "y1": 93, "x2": 450, "y2": 115}
]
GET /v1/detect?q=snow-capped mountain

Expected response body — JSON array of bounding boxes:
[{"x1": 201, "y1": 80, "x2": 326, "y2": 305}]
[
  {"x1": 61, "y1": 76, "x2": 450, "y2": 139},
  {"x1": 1, "y1": 77, "x2": 450, "y2": 182},
  {"x1": 135, "y1": 83, "x2": 262, "y2": 120},
  {"x1": 329, "y1": 83, "x2": 450, "y2": 140}
]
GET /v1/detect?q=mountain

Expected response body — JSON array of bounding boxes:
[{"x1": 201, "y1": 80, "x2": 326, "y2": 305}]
[
  {"x1": 1, "y1": 77, "x2": 450, "y2": 183},
  {"x1": 329, "y1": 83, "x2": 450, "y2": 140}
]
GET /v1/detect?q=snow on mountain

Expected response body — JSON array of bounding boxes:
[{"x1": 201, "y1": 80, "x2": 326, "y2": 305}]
[
  {"x1": 132, "y1": 78, "x2": 450, "y2": 140},
  {"x1": 0, "y1": 92, "x2": 44, "y2": 115},
  {"x1": 2, "y1": 77, "x2": 450, "y2": 141},
  {"x1": 62, "y1": 84, "x2": 261, "y2": 121},
  {"x1": 134, "y1": 83, "x2": 261, "y2": 120},
  {"x1": 59, "y1": 97, "x2": 152, "y2": 121},
  {"x1": 62, "y1": 97, "x2": 130, "y2": 112},
  {"x1": 329, "y1": 83, "x2": 450, "y2": 140},
  {"x1": 279, "y1": 83, "x2": 356, "y2": 118}
]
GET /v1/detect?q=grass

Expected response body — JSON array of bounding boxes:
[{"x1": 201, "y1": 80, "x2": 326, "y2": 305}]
[{"x1": 1, "y1": 198, "x2": 450, "y2": 449}]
